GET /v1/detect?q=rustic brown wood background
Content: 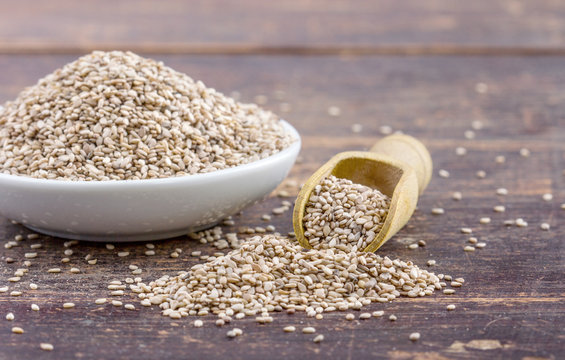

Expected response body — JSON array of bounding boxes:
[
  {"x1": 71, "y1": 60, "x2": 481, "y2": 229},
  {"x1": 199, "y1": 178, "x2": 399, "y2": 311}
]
[{"x1": 1, "y1": 1, "x2": 564, "y2": 359}]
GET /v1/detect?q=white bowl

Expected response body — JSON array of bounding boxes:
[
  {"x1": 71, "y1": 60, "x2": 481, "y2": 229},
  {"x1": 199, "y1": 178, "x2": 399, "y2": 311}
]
[{"x1": 0, "y1": 121, "x2": 301, "y2": 241}]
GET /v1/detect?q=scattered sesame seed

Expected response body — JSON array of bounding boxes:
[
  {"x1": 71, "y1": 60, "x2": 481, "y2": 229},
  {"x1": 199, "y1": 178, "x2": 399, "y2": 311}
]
[
  {"x1": 475, "y1": 242, "x2": 487, "y2": 248},
  {"x1": 389, "y1": 314, "x2": 397, "y2": 321},
  {"x1": 418, "y1": 240, "x2": 427, "y2": 247},
  {"x1": 88, "y1": 259, "x2": 98, "y2": 265},
  {"x1": 359, "y1": 313, "x2": 372, "y2": 320},
  {"x1": 379, "y1": 125, "x2": 393, "y2": 135},
  {"x1": 495, "y1": 155, "x2": 506, "y2": 164},
  {"x1": 540, "y1": 223, "x2": 550, "y2": 231},
  {"x1": 194, "y1": 320, "x2": 203, "y2": 327},
  {"x1": 24, "y1": 252, "x2": 37, "y2": 259},
  {"x1": 124, "y1": 304, "x2": 135, "y2": 310},
  {"x1": 70, "y1": 267, "x2": 80, "y2": 274},
  {"x1": 476, "y1": 170, "x2": 486, "y2": 179},
  {"x1": 112, "y1": 300, "x2": 122, "y2": 307},
  {"x1": 444, "y1": 289, "x2": 456, "y2": 295},
  {"x1": 8, "y1": 277, "x2": 21, "y2": 282},
  {"x1": 117, "y1": 251, "x2": 129, "y2": 257},
  {"x1": 95, "y1": 298, "x2": 107, "y2": 305},
  {"x1": 460, "y1": 228, "x2": 472, "y2": 234},
  {"x1": 451, "y1": 281, "x2": 463, "y2": 287},
  {"x1": 40, "y1": 343, "x2": 54, "y2": 351},
  {"x1": 61, "y1": 258, "x2": 70, "y2": 263},
  {"x1": 455, "y1": 147, "x2": 467, "y2": 156},
  {"x1": 504, "y1": 219, "x2": 515, "y2": 226},
  {"x1": 0, "y1": 287, "x2": 8, "y2": 293},
  {"x1": 372, "y1": 311, "x2": 384, "y2": 317},
  {"x1": 12, "y1": 327, "x2": 24, "y2": 334},
  {"x1": 493, "y1": 205, "x2": 506, "y2": 213},
  {"x1": 409, "y1": 332, "x2": 421, "y2": 341},
  {"x1": 431, "y1": 208, "x2": 444, "y2": 215},
  {"x1": 345, "y1": 313, "x2": 355, "y2": 321},
  {"x1": 170, "y1": 252, "x2": 179, "y2": 258},
  {"x1": 427, "y1": 260, "x2": 437, "y2": 266},
  {"x1": 313, "y1": 334, "x2": 324, "y2": 343},
  {"x1": 30, "y1": 243, "x2": 42, "y2": 249},
  {"x1": 515, "y1": 218, "x2": 528, "y2": 227},
  {"x1": 464, "y1": 130, "x2": 475, "y2": 139},
  {"x1": 327, "y1": 106, "x2": 341, "y2": 117},
  {"x1": 542, "y1": 193, "x2": 553, "y2": 202},
  {"x1": 303, "y1": 327, "x2": 316, "y2": 334},
  {"x1": 438, "y1": 169, "x2": 450, "y2": 178},
  {"x1": 105, "y1": 244, "x2": 115, "y2": 250},
  {"x1": 479, "y1": 217, "x2": 491, "y2": 224},
  {"x1": 10, "y1": 291, "x2": 22, "y2": 296},
  {"x1": 408, "y1": 243, "x2": 419, "y2": 250},
  {"x1": 31, "y1": 304, "x2": 40, "y2": 311},
  {"x1": 561, "y1": 203, "x2": 565, "y2": 210},
  {"x1": 6, "y1": 312, "x2": 14, "y2": 321},
  {"x1": 452, "y1": 192, "x2": 462, "y2": 201},
  {"x1": 519, "y1": 148, "x2": 530, "y2": 157},
  {"x1": 496, "y1": 188, "x2": 508, "y2": 196},
  {"x1": 464, "y1": 246, "x2": 475, "y2": 252},
  {"x1": 475, "y1": 83, "x2": 488, "y2": 94},
  {"x1": 47, "y1": 268, "x2": 61, "y2": 273},
  {"x1": 447, "y1": 304, "x2": 456, "y2": 311},
  {"x1": 283, "y1": 326, "x2": 296, "y2": 332},
  {"x1": 351, "y1": 124, "x2": 363, "y2": 133},
  {"x1": 216, "y1": 319, "x2": 225, "y2": 327},
  {"x1": 63, "y1": 302, "x2": 75, "y2": 309}
]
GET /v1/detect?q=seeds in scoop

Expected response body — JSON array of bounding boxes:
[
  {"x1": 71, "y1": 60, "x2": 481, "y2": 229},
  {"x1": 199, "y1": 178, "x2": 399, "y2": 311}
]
[
  {"x1": 31, "y1": 304, "x2": 40, "y2": 311},
  {"x1": 40, "y1": 343, "x2": 54, "y2": 351},
  {"x1": 303, "y1": 327, "x2": 316, "y2": 334},
  {"x1": 409, "y1": 332, "x2": 421, "y2": 341},
  {"x1": 6, "y1": 312, "x2": 14, "y2": 321},
  {"x1": 63, "y1": 303, "x2": 75, "y2": 309},
  {"x1": 313, "y1": 334, "x2": 324, "y2": 343},
  {"x1": 12, "y1": 327, "x2": 24, "y2": 334},
  {"x1": 283, "y1": 326, "x2": 296, "y2": 332},
  {"x1": 303, "y1": 175, "x2": 390, "y2": 252},
  {"x1": 447, "y1": 304, "x2": 456, "y2": 311}
]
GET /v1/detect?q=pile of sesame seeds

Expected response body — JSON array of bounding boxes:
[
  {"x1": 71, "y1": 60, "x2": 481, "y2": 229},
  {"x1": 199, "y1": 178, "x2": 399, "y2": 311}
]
[
  {"x1": 132, "y1": 234, "x2": 446, "y2": 321},
  {"x1": 0, "y1": 51, "x2": 294, "y2": 180},
  {"x1": 303, "y1": 175, "x2": 391, "y2": 252}
]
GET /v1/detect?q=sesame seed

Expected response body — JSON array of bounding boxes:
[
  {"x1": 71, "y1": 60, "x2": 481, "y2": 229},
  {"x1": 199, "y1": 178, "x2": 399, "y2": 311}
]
[
  {"x1": 476, "y1": 170, "x2": 486, "y2": 179},
  {"x1": 63, "y1": 302, "x2": 75, "y2": 309},
  {"x1": 313, "y1": 334, "x2": 324, "y2": 343},
  {"x1": 475, "y1": 242, "x2": 487, "y2": 248},
  {"x1": 117, "y1": 251, "x2": 129, "y2": 257},
  {"x1": 40, "y1": 343, "x2": 54, "y2": 351},
  {"x1": 327, "y1": 106, "x2": 341, "y2": 117},
  {"x1": 112, "y1": 300, "x2": 122, "y2": 307},
  {"x1": 351, "y1": 124, "x2": 363, "y2": 133},
  {"x1": 12, "y1": 327, "x2": 24, "y2": 334},
  {"x1": 447, "y1": 304, "x2": 456, "y2": 311},
  {"x1": 443, "y1": 289, "x2": 456, "y2": 295},
  {"x1": 542, "y1": 193, "x2": 553, "y2": 202},
  {"x1": 6, "y1": 312, "x2": 14, "y2": 321},
  {"x1": 345, "y1": 313, "x2": 355, "y2": 321},
  {"x1": 283, "y1": 326, "x2": 296, "y2": 332},
  {"x1": 409, "y1": 332, "x2": 421, "y2": 341},
  {"x1": 516, "y1": 218, "x2": 528, "y2": 227},
  {"x1": 30, "y1": 243, "x2": 42, "y2": 249},
  {"x1": 438, "y1": 169, "x2": 450, "y2": 178},
  {"x1": 463, "y1": 246, "x2": 475, "y2": 252},
  {"x1": 31, "y1": 304, "x2": 40, "y2": 311},
  {"x1": 105, "y1": 244, "x2": 115, "y2": 250},
  {"x1": 216, "y1": 319, "x2": 225, "y2": 326},
  {"x1": 475, "y1": 83, "x2": 488, "y2": 93},
  {"x1": 63, "y1": 249, "x2": 73, "y2": 256},
  {"x1": 47, "y1": 268, "x2": 61, "y2": 273},
  {"x1": 124, "y1": 304, "x2": 135, "y2": 310},
  {"x1": 70, "y1": 267, "x2": 80, "y2": 274},
  {"x1": 464, "y1": 130, "x2": 475, "y2": 139},
  {"x1": 170, "y1": 252, "x2": 179, "y2": 258},
  {"x1": 389, "y1": 314, "x2": 397, "y2": 321},
  {"x1": 379, "y1": 125, "x2": 393, "y2": 135},
  {"x1": 408, "y1": 243, "x2": 419, "y2": 250},
  {"x1": 452, "y1": 192, "x2": 462, "y2": 201},
  {"x1": 95, "y1": 298, "x2": 107, "y2": 305},
  {"x1": 10, "y1": 291, "x2": 22, "y2": 296},
  {"x1": 372, "y1": 311, "x2": 384, "y2": 317},
  {"x1": 479, "y1": 217, "x2": 491, "y2": 224},
  {"x1": 8, "y1": 277, "x2": 20, "y2": 282},
  {"x1": 495, "y1": 155, "x2": 506, "y2": 164},
  {"x1": 359, "y1": 313, "x2": 371, "y2": 320},
  {"x1": 303, "y1": 327, "x2": 316, "y2": 334},
  {"x1": 455, "y1": 147, "x2": 467, "y2": 156},
  {"x1": 460, "y1": 228, "x2": 472, "y2": 234},
  {"x1": 519, "y1": 148, "x2": 530, "y2": 157},
  {"x1": 496, "y1": 188, "x2": 508, "y2": 196},
  {"x1": 24, "y1": 252, "x2": 37, "y2": 259},
  {"x1": 493, "y1": 205, "x2": 506, "y2": 213},
  {"x1": 427, "y1": 260, "x2": 437, "y2": 266},
  {"x1": 561, "y1": 203, "x2": 565, "y2": 210},
  {"x1": 431, "y1": 208, "x2": 444, "y2": 215},
  {"x1": 194, "y1": 320, "x2": 203, "y2": 327},
  {"x1": 540, "y1": 223, "x2": 550, "y2": 231}
]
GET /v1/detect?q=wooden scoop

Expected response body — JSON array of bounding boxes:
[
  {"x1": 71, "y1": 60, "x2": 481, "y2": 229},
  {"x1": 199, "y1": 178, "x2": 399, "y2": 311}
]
[{"x1": 292, "y1": 134, "x2": 433, "y2": 252}]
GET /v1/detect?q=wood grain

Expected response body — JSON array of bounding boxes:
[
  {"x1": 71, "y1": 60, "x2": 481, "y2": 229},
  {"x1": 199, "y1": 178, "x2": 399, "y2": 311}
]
[
  {"x1": 1, "y1": 54, "x2": 564, "y2": 359},
  {"x1": 2, "y1": 0, "x2": 565, "y2": 54}
]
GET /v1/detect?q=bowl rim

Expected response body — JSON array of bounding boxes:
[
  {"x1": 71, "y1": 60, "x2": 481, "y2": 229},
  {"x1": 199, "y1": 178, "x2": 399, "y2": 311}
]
[{"x1": 0, "y1": 120, "x2": 301, "y2": 188}]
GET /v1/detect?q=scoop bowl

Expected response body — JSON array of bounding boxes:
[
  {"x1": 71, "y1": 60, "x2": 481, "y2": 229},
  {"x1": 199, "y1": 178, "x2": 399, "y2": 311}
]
[{"x1": 0, "y1": 121, "x2": 301, "y2": 242}]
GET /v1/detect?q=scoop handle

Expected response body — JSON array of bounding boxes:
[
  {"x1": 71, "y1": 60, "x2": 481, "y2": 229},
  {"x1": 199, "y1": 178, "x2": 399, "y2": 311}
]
[{"x1": 369, "y1": 134, "x2": 432, "y2": 195}]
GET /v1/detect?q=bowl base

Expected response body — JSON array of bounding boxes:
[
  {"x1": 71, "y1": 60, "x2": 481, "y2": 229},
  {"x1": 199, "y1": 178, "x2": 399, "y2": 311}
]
[{"x1": 24, "y1": 223, "x2": 219, "y2": 242}]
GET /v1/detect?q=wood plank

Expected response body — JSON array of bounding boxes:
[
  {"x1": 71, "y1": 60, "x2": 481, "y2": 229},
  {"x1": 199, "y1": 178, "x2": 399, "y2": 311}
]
[
  {"x1": 2, "y1": 0, "x2": 565, "y2": 53},
  {"x1": 1, "y1": 54, "x2": 564, "y2": 359}
]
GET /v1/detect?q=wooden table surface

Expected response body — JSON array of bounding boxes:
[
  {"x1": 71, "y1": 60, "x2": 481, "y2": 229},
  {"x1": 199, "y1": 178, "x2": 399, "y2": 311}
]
[{"x1": 1, "y1": 1, "x2": 564, "y2": 359}]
